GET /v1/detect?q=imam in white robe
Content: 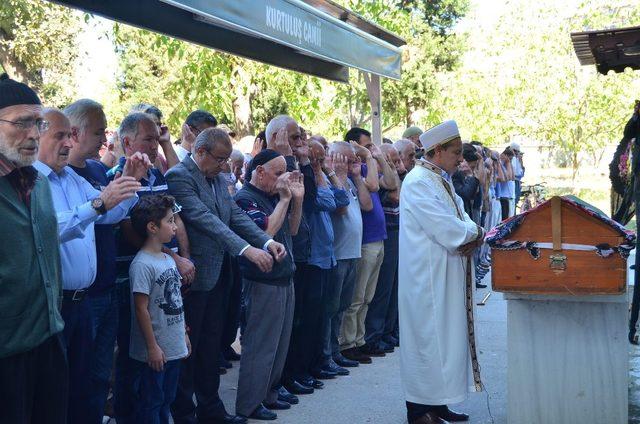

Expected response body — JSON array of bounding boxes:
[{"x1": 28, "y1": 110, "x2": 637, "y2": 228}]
[{"x1": 398, "y1": 163, "x2": 480, "y2": 405}]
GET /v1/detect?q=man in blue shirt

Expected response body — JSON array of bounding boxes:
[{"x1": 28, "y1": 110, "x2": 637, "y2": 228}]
[
  {"x1": 305, "y1": 140, "x2": 349, "y2": 381},
  {"x1": 35, "y1": 107, "x2": 147, "y2": 424},
  {"x1": 64, "y1": 98, "x2": 139, "y2": 423},
  {"x1": 109, "y1": 112, "x2": 195, "y2": 423}
]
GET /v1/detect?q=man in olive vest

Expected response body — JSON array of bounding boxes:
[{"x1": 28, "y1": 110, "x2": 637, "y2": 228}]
[{"x1": 0, "y1": 73, "x2": 68, "y2": 423}]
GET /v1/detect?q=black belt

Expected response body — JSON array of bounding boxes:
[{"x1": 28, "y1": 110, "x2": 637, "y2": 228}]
[{"x1": 63, "y1": 289, "x2": 87, "y2": 302}]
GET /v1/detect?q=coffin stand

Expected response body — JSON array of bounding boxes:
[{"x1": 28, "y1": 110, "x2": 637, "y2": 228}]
[{"x1": 488, "y1": 196, "x2": 635, "y2": 424}]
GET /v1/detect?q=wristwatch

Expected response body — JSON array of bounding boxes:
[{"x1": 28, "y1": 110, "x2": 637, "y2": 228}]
[{"x1": 91, "y1": 197, "x2": 107, "y2": 215}]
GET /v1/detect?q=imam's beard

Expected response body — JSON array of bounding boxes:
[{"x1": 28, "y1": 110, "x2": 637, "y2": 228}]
[{"x1": 0, "y1": 135, "x2": 38, "y2": 167}]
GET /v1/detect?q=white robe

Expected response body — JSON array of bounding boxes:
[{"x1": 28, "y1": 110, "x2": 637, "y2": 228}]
[{"x1": 398, "y1": 164, "x2": 479, "y2": 405}]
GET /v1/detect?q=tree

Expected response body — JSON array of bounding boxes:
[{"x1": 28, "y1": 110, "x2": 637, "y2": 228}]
[
  {"x1": 330, "y1": 0, "x2": 469, "y2": 133},
  {"x1": 0, "y1": 0, "x2": 80, "y2": 106},
  {"x1": 433, "y1": 0, "x2": 640, "y2": 180},
  {"x1": 107, "y1": 0, "x2": 468, "y2": 139}
]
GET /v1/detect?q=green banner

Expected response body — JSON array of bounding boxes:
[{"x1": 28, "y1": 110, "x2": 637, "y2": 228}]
[{"x1": 162, "y1": 0, "x2": 402, "y2": 79}]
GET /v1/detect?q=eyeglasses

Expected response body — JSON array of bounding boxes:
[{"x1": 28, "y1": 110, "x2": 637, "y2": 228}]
[
  {"x1": 204, "y1": 150, "x2": 229, "y2": 164},
  {"x1": 0, "y1": 118, "x2": 49, "y2": 133}
]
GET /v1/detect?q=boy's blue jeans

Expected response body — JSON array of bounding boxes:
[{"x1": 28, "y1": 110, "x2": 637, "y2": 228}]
[{"x1": 136, "y1": 359, "x2": 181, "y2": 424}]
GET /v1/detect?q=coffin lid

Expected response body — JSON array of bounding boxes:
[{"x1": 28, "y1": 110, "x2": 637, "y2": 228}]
[{"x1": 486, "y1": 195, "x2": 636, "y2": 246}]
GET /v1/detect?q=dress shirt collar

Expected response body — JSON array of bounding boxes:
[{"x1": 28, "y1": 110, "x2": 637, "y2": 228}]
[{"x1": 33, "y1": 160, "x2": 67, "y2": 178}]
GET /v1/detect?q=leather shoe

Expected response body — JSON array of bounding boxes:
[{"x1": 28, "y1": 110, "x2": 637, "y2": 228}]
[
  {"x1": 247, "y1": 404, "x2": 277, "y2": 420},
  {"x1": 299, "y1": 375, "x2": 324, "y2": 389},
  {"x1": 333, "y1": 353, "x2": 359, "y2": 368},
  {"x1": 223, "y1": 346, "x2": 241, "y2": 361},
  {"x1": 383, "y1": 334, "x2": 399, "y2": 347},
  {"x1": 341, "y1": 347, "x2": 372, "y2": 364},
  {"x1": 278, "y1": 386, "x2": 299, "y2": 404},
  {"x1": 311, "y1": 368, "x2": 337, "y2": 380},
  {"x1": 435, "y1": 406, "x2": 469, "y2": 422},
  {"x1": 322, "y1": 361, "x2": 349, "y2": 376},
  {"x1": 208, "y1": 413, "x2": 248, "y2": 424},
  {"x1": 284, "y1": 380, "x2": 314, "y2": 395},
  {"x1": 264, "y1": 400, "x2": 291, "y2": 410},
  {"x1": 410, "y1": 411, "x2": 449, "y2": 424},
  {"x1": 359, "y1": 344, "x2": 386, "y2": 357},
  {"x1": 377, "y1": 340, "x2": 395, "y2": 353}
]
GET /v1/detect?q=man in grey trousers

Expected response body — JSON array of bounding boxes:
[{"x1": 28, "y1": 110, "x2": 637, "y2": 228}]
[{"x1": 234, "y1": 149, "x2": 304, "y2": 420}]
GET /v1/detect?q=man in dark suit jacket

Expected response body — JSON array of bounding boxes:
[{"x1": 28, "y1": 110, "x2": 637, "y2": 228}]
[{"x1": 167, "y1": 128, "x2": 286, "y2": 424}]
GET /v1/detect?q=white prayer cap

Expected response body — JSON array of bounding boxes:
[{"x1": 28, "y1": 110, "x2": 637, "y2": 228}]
[
  {"x1": 510, "y1": 142, "x2": 521, "y2": 151},
  {"x1": 419, "y1": 120, "x2": 460, "y2": 152}
]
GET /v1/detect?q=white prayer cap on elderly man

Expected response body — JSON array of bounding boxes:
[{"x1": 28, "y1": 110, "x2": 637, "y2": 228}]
[{"x1": 419, "y1": 120, "x2": 460, "y2": 152}]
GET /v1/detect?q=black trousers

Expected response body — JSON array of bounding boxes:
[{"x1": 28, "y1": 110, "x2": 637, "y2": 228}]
[
  {"x1": 172, "y1": 257, "x2": 233, "y2": 423},
  {"x1": 500, "y1": 197, "x2": 510, "y2": 220},
  {"x1": 0, "y1": 333, "x2": 69, "y2": 424},
  {"x1": 222, "y1": 258, "x2": 243, "y2": 351},
  {"x1": 282, "y1": 262, "x2": 325, "y2": 382}
]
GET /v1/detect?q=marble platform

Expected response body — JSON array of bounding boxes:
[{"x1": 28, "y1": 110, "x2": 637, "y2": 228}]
[{"x1": 505, "y1": 292, "x2": 628, "y2": 424}]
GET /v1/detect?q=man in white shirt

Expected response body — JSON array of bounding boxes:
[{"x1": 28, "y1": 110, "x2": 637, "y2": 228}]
[{"x1": 175, "y1": 110, "x2": 217, "y2": 161}]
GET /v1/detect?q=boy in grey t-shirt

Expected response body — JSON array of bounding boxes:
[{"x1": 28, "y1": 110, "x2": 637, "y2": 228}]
[{"x1": 129, "y1": 195, "x2": 190, "y2": 423}]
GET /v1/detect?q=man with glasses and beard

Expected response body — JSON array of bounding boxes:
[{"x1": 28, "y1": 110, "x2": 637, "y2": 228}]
[{"x1": 0, "y1": 73, "x2": 66, "y2": 423}]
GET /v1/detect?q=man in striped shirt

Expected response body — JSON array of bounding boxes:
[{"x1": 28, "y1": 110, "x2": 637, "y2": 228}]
[{"x1": 108, "y1": 112, "x2": 195, "y2": 423}]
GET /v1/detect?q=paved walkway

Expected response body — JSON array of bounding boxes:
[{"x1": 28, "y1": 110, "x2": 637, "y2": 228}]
[{"x1": 219, "y1": 281, "x2": 507, "y2": 423}]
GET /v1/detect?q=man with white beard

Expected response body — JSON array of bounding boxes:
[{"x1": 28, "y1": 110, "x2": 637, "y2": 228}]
[{"x1": 398, "y1": 120, "x2": 485, "y2": 424}]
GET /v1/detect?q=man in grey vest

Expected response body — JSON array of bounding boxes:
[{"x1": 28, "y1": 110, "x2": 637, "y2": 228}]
[{"x1": 234, "y1": 149, "x2": 304, "y2": 420}]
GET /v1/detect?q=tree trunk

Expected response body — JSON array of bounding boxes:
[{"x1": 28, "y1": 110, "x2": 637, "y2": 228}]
[
  {"x1": 405, "y1": 98, "x2": 411, "y2": 128},
  {"x1": 230, "y1": 60, "x2": 253, "y2": 138},
  {"x1": 571, "y1": 150, "x2": 579, "y2": 182}
]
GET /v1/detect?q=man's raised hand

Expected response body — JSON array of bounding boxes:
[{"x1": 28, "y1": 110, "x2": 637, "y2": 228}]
[
  {"x1": 349, "y1": 141, "x2": 372, "y2": 160},
  {"x1": 100, "y1": 177, "x2": 141, "y2": 210},
  {"x1": 332, "y1": 152, "x2": 348, "y2": 180},
  {"x1": 122, "y1": 152, "x2": 152, "y2": 181},
  {"x1": 181, "y1": 123, "x2": 196, "y2": 146},
  {"x1": 288, "y1": 171, "x2": 305, "y2": 199},
  {"x1": 269, "y1": 127, "x2": 293, "y2": 156},
  {"x1": 275, "y1": 172, "x2": 292, "y2": 201}
]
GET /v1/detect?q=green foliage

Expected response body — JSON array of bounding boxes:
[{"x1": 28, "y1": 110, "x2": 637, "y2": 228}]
[
  {"x1": 9, "y1": 0, "x2": 635, "y2": 186},
  {"x1": 105, "y1": 0, "x2": 467, "y2": 138},
  {"x1": 397, "y1": 0, "x2": 470, "y2": 36},
  {"x1": 330, "y1": 0, "x2": 468, "y2": 132},
  {"x1": 0, "y1": 0, "x2": 80, "y2": 106},
  {"x1": 433, "y1": 0, "x2": 640, "y2": 180}
]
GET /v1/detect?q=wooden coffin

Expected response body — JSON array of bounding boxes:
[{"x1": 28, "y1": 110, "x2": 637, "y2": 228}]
[{"x1": 491, "y1": 196, "x2": 630, "y2": 295}]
